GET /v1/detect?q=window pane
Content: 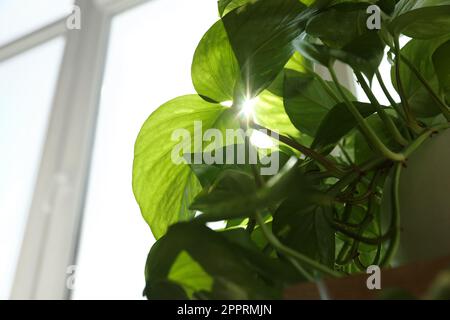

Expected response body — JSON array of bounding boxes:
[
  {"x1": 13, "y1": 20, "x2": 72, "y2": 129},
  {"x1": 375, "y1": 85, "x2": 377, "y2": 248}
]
[
  {"x1": 0, "y1": 0, "x2": 73, "y2": 46},
  {"x1": 0, "y1": 37, "x2": 65, "y2": 299},
  {"x1": 72, "y1": 0, "x2": 218, "y2": 300}
]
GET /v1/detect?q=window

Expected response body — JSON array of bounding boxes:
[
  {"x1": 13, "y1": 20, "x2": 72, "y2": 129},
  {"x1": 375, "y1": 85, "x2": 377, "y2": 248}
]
[
  {"x1": 0, "y1": 37, "x2": 65, "y2": 300},
  {"x1": 72, "y1": 0, "x2": 218, "y2": 300},
  {"x1": 0, "y1": 0, "x2": 73, "y2": 46}
]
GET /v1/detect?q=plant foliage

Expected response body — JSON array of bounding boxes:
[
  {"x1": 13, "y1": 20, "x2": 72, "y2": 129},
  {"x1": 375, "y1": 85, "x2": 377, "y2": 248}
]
[{"x1": 132, "y1": 0, "x2": 450, "y2": 299}]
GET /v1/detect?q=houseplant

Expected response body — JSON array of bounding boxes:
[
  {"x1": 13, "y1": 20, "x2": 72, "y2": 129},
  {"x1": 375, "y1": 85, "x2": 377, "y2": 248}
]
[{"x1": 132, "y1": 0, "x2": 450, "y2": 299}]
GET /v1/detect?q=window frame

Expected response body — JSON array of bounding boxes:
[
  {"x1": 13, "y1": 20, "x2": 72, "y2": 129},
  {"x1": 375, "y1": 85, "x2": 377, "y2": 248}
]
[{"x1": 0, "y1": 0, "x2": 151, "y2": 300}]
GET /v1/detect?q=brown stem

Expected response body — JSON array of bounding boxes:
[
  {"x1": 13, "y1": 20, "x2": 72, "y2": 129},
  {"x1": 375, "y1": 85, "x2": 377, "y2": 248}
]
[{"x1": 251, "y1": 122, "x2": 345, "y2": 178}]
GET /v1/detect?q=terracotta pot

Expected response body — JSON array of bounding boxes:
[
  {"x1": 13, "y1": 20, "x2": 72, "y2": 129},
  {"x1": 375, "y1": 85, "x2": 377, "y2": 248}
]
[{"x1": 284, "y1": 256, "x2": 450, "y2": 299}]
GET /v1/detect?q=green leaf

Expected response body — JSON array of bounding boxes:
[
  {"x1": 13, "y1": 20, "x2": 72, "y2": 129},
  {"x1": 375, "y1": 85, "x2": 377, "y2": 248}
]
[
  {"x1": 144, "y1": 222, "x2": 298, "y2": 299},
  {"x1": 222, "y1": 0, "x2": 308, "y2": 99},
  {"x1": 252, "y1": 52, "x2": 312, "y2": 144},
  {"x1": 285, "y1": 51, "x2": 314, "y2": 74},
  {"x1": 312, "y1": 102, "x2": 378, "y2": 153},
  {"x1": 354, "y1": 113, "x2": 400, "y2": 163},
  {"x1": 273, "y1": 199, "x2": 335, "y2": 267},
  {"x1": 338, "y1": 32, "x2": 385, "y2": 81},
  {"x1": 295, "y1": 37, "x2": 334, "y2": 67},
  {"x1": 306, "y1": 2, "x2": 372, "y2": 48},
  {"x1": 391, "y1": 36, "x2": 450, "y2": 117},
  {"x1": 250, "y1": 223, "x2": 272, "y2": 251},
  {"x1": 186, "y1": 146, "x2": 249, "y2": 189},
  {"x1": 192, "y1": 20, "x2": 240, "y2": 103},
  {"x1": 186, "y1": 143, "x2": 255, "y2": 188},
  {"x1": 304, "y1": 0, "x2": 335, "y2": 8},
  {"x1": 145, "y1": 280, "x2": 188, "y2": 300},
  {"x1": 218, "y1": 0, "x2": 255, "y2": 17},
  {"x1": 389, "y1": 0, "x2": 450, "y2": 39},
  {"x1": 220, "y1": 228, "x2": 302, "y2": 282},
  {"x1": 133, "y1": 95, "x2": 233, "y2": 239},
  {"x1": 187, "y1": 141, "x2": 292, "y2": 188},
  {"x1": 336, "y1": 204, "x2": 382, "y2": 255},
  {"x1": 168, "y1": 251, "x2": 213, "y2": 298},
  {"x1": 254, "y1": 89, "x2": 304, "y2": 142},
  {"x1": 296, "y1": 32, "x2": 385, "y2": 80},
  {"x1": 376, "y1": 0, "x2": 398, "y2": 14},
  {"x1": 192, "y1": 170, "x2": 257, "y2": 218},
  {"x1": 191, "y1": 158, "x2": 307, "y2": 222},
  {"x1": 284, "y1": 70, "x2": 355, "y2": 137},
  {"x1": 432, "y1": 40, "x2": 450, "y2": 103}
]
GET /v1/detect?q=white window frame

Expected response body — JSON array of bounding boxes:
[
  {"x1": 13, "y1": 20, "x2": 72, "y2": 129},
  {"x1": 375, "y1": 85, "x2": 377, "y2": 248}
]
[{"x1": 0, "y1": 0, "x2": 151, "y2": 300}]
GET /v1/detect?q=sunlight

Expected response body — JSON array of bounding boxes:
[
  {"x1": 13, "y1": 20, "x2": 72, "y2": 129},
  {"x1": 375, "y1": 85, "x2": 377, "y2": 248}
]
[
  {"x1": 220, "y1": 100, "x2": 233, "y2": 107},
  {"x1": 250, "y1": 130, "x2": 275, "y2": 149},
  {"x1": 241, "y1": 97, "x2": 258, "y2": 118}
]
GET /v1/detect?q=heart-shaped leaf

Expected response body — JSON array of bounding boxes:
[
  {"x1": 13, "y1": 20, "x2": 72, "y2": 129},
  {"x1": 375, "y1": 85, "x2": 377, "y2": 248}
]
[
  {"x1": 273, "y1": 199, "x2": 335, "y2": 267},
  {"x1": 191, "y1": 158, "x2": 307, "y2": 222},
  {"x1": 144, "y1": 222, "x2": 301, "y2": 299},
  {"x1": 218, "y1": 0, "x2": 254, "y2": 17},
  {"x1": 391, "y1": 36, "x2": 450, "y2": 117},
  {"x1": 168, "y1": 251, "x2": 213, "y2": 298},
  {"x1": 354, "y1": 113, "x2": 401, "y2": 163},
  {"x1": 312, "y1": 102, "x2": 378, "y2": 153},
  {"x1": 191, "y1": 20, "x2": 240, "y2": 103},
  {"x1": 295, "y1": 36, "x2": 334, "y2": 67},
  {"x1": 296, "y1": 32, "x2": 385, "y2": 80},
  {"x1": 432, "y1": 40, "x2": 450, "y2": 103},
  {"x1": 306, "y1": 2, "x2": 372, "y2": 48},
  {"x1": 252, "y1": 51, "x2": 312, "y2": 144},
  {"x1": 254, "y1": 89, "x2": 305, "y2": 142},
  {"x1": 133, "y1": 95, "x2": 234, "y2": 239},
  {"x1": 222, "y1": 0, "x2": 308, "y2": 100},
  {"x1": 389, "y1": 0, "x2": 450, "y2": 39},
  {"x1": 284, "y1": 70, "x2": 355, "y2": 137}
]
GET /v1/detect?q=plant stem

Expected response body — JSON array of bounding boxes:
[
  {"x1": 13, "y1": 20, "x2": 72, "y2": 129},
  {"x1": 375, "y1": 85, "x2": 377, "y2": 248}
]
[
  {"x1": 248, "y1": 157, "x2": 316, "y2": 280},
  {"x1": 375, "y1": 70, "x2": 406, "y2": 121},
  {"x1": 354, "y1": 256, "x2": 368, "y2": 272},
  {"x1": 372, "y1": 242, "x2": 382, "y2": 266},
  {"x1": 304, "y1": 63, "x2": 341, "y2": 104},
  {"x1": 327, "y1": 156, "x2": 387, "y2": 198},
  {"x1": 249, "y1": 151, "x2": 264, "y2": 188},
  {"x1": 254, "y1": 211, "x2": 342, "y2": 278},
  {"x1": 337, "y1": 143, "x2": 354, "y2": 166},
  {"x1": 336, "y1": 242, "x2": 352, "y2": 265},
  {"x1": 380, "y1": 163, "x2": 402, "y2": 266},
  {"x1": 355, "y1": 71, "x2": 408, "y2": 146},
  {"x1": 399, "y1": 54, "x2": 450, "y2": 121},
  {"x1": 315, "y1": 74, "x2": 341, "y2": 104},
  {"x1": 337, "y1": 170, "x2": 381, "y2": 204},
  {"x1": 404, "y1": 122, "x2": 450, "y2": 157},
  {"x1": 328, "y1": 66, "x2": 406, "y2": 162},
  {"x1": 246, "y1": 218, "x2": 256, "y2": 233},
  {"x1": 287, "y1": 257, "x2": 315, "y2": 281},
  {"x1": 327, "y1": 171, "x2": 360, "y2": 198},
  {"x1": 333, "y1": 222, "x2": 390, "y2": 245},
  {"x1": 342, "y1": 202, "x2": 354, "y2": 222},
  {"x1": 251, "y1": 122, "x2": 345, "y2": 177},
  {"x1": 393, "y1": 38, "x2": 422, "y2": 133}
]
